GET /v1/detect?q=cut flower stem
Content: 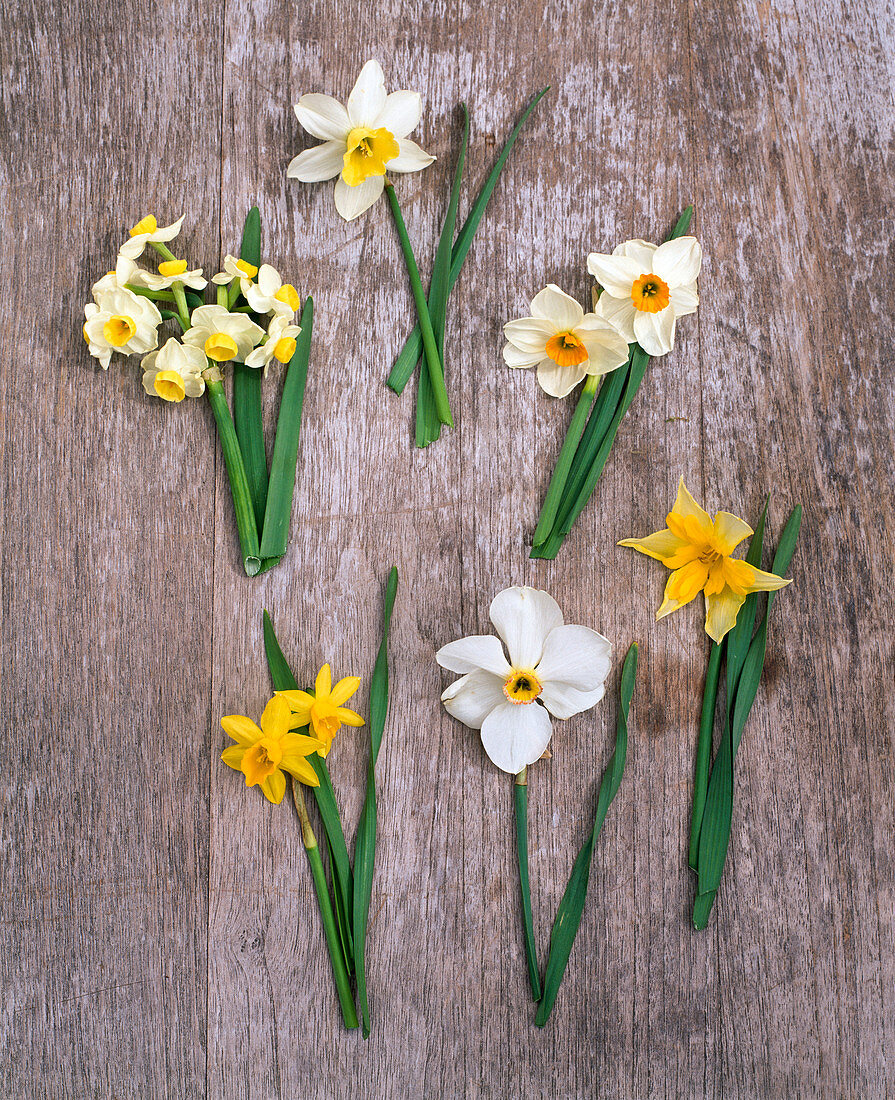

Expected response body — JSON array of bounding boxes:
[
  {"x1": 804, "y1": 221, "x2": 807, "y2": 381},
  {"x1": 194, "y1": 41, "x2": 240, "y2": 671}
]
[
  {"x1": 204, "y1": 372, "x2": 261, "y2": 575},
  {"x1": 383, "y1": 179, "x2": 453, "y2": 428},
  {"x1": 291, "y1": 779, "x2": 359, "y2": 1030}
]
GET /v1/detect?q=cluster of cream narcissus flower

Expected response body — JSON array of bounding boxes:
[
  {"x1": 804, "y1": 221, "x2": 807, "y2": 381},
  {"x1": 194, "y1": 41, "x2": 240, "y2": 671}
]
[
  {"x1": 287, "y1": 59, "x2": 435, "y2": 221},
  {"x1": 83, "y1": 215, "x2": 303, "y2": 403},
  {"x1": 436, "y1": 587, "x2": 613, "y2": 774},
  {"x1": 503, "y1": 236, "x2": 703, "y2": 397}
]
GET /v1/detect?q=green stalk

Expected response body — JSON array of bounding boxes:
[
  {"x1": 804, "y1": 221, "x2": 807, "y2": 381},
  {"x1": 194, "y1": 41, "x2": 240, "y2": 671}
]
[
  {"x1": 388, "y1": 87, "x2": 550, "y2": 394},
  {"x1": 383, "y1": 181, "x2": 453, "y2": 428},
  {"x1": 531, "y1": 374, "x2": 601, "y2": 546},
  {"x1": 353, "y1": 567, "x2": 399, "y2": 1037},
  {"x1": 688, "y1": 642, "x2": 722, "y2": 869},
  {"x1": 291, "y1": 780, "x2": 359, "y2": 1030},
  {"x1": 514, "y1": 768, "x2": 541, "y2": 1002},
  {"x1": 171, "y1": 283, "x2": 192, "y2": 332},
  {"x1": 125, "y1": 285, "x2": 176, "y2": 303},
  {"x1": 204, "y1": 373, "x2": 260, "y2": 575}
]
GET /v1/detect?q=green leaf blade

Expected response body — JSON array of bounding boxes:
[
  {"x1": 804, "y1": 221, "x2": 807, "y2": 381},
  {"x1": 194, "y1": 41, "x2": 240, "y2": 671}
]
[
  {"x1": 259, "y1": 297, "x2": 312, "y2": 560},
  {"x1": 535, "y1": 643, "x2": 637, "y2": 1027},
  {"x1": 352, "y1": 567, "x2": 399, "y2": 1038}
]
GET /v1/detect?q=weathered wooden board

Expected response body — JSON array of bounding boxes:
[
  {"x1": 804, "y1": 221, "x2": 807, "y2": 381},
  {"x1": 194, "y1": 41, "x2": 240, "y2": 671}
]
[{"x1": 1, "y1": 0, "x2": 893, "y2": 1096}]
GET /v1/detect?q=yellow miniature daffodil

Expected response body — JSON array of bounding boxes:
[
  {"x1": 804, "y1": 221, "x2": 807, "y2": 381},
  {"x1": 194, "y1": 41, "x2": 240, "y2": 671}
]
[
  {"x1": 244, "y1": 315, "x2": 302, "y2": 375},
  {"x1": 182, "y1": 304, "x2": 264, "y2": 363},
  {"x1": 211, "y1": 254, "x2": 259, "y2": 295},
  {"x1": 245, "y1": 264, "x2": 301, "y2": 318},
  {"x1": 141, "y1": 338, "x2": 207, "y2": 402},
  {"x1": 619, "y1": 477, "x2": 792, "y2": 642},
  {"x1": 221, "y1": 695, "x2": 326, "y2": 804},
  {"x1": 287, "y1": 59, "x2": 435, "y2": 222},
  {"x1": 119, "y1": 214, "x2": 185, "y2": 261},
  {"x1": 277, "y1": 664, "x2": 365, "y2": 757}
]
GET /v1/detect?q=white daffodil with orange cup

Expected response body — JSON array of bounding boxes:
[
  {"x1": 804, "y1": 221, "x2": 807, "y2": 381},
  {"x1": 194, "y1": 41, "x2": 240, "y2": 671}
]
[
  {"x1": 81, "y1": 207, "x2": 314, "y2": 577},
  {"x1": 524, "y1": 206, "x2": 702, "y2": 561}
]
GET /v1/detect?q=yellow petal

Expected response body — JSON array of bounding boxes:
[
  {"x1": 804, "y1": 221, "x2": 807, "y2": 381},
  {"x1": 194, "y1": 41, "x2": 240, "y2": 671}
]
[
  {"x1": 220, "y1": 715, "x2": 262, "y2": 746},
  {"x1": 665, "y1": 560, "x2": 709, "y2": 604},
  {"x1": 744, "y1": 567, "x2": 792, "y2": 593},
  {"x1": 260, "y1": 695, "x2": 293, "y2": 738},
  {"x1": 330, "y1": 675, "x2": 361, "y2": 706},
  {"x1": 335, "y1": 707, "x2": 365, "y2": 727},
  {"x1": 280, "y1": 732, "x2": 326, "y2": 757},
  {"x1": 712, "y1": 511, "x2": 753, "y2": 555},
  {"x1": 315, "y1": 663, "x2": 332, "y2": 698},
  {"x1": 221, "y1": 745, "x2": 246, "y2": 769},
  {"x1": 261, "y1": 769, "x2": 287, "y2": 804},
  {"x1": 618, "y1": 528, "x2": 691, "y2": 565},
  {"x1": 282, "y1": 757, "x2": 320, "y2": 787},
  {"x1": 705, "y1": 588, "x2": 747, "y2": 643},
  {"x1": 671, "y1": 477, "x2": 712, "y2": 528}
]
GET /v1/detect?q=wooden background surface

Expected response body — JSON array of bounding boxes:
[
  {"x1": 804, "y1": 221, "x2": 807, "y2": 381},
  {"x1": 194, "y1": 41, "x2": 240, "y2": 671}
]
[{"x1": 1, "y1": 0, "x2": 893, "y2": 1096}]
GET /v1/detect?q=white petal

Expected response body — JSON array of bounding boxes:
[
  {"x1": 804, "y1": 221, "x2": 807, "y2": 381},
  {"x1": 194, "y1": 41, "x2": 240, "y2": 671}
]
[
  {"x1": 539, "y1": 681, "x2": 607, "y2": 721},
  {"x1": 613, "y1": 238, "x2": 658, "y2": 267},
  {"x1": 333, "y1": 174, "x2": 384, "y2": 221},
  {"x1": 347, "y1": 59, "x2": 387, "y2": 128},
  {"x1": 489, "y1": 587, "x2": 564, "y2": 669},
  {"x1": 389, "y1": 138, "x2": 435, "y2": 173},
  {"x1": 503, "y1": 316, "x2": 555, "y2": 353},
  {"x1": 530, "y1": 284, "x2": 584, "y2": 329},
  {"x1": 536, "y1": 360, "x2": 587, "y2": 398},
  {"x1": 480, "y1": 702, "x2": 553, "y2": 774},
  {"x1": 586, "y1": 253, "x2": 642, "y2": 298},
  {"x1": 256, "y1": 265, "x2": 280, "y2": 296},
  {"x1": 375, "y1": 90, "x2": 422, "y2": 138},
  {"x1": 441, "y1": 670, "x2": 507, "y2": 730},
  {"x1": 594, "y1": 292, "x2": 637, "y2": 342},
  {"x1": 435, "y1": 635, "x2": 511, "y2": 677},
  {"x1": 503, "y1": 344, "x2": 545, "y2": 369},
  {"x1": 156, "y1": 215, "x2": 185, "y2": 242},
  {"x1": 294, "y1": 94, "x2": 351, "y2": 141},
  {"x1": 670, "y1": 282, "x2": 699, "y2": 317},
  {"x1": 651, "y1": 236, "x2": 702, "y2": 287},
  {"x1": 574, "y1": 320, "x2": 631, "y2": 375},
  {"x1": 634, "y1": 307, "x2": 676, "y2": 356},
  {"x1": 287, "y1": 141, "x2": 344, "y2": 182},
  {"x1": 536, "y1": 625, "x2": 613, "y2": 692}
]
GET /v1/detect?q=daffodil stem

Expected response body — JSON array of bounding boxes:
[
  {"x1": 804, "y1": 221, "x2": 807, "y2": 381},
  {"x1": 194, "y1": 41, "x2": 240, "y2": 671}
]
[
  {"x1": 217, "y1": 285, "x2": 229, "y2": 308},
  {"x1": 689, "y1": 641, "x2": 723, "y2": 870},
  {"x1": 203, "y1": 375, "x2": 261, "y2": 576},
  {"x1": 514, "y1": 767, "x2": 542, "y2": 1002},
  {"x1": 531, "y1": 373, "x2": 601, "y2": 547},
  {"x1": 125, "y1": 284, "x2": 176, "y2": 303},
  {"x1": 171, "y1": 283, "x2": 192, "y2": 332},
  {"x1": 150, "y1": 241, "x2": 178, "y2": 263},
  {"x1": 383, "y1": 180, "x2": 454, "y2": 428},
  {"x1": 292, "y1": 780, "x2": 359, "y2": 1030}
]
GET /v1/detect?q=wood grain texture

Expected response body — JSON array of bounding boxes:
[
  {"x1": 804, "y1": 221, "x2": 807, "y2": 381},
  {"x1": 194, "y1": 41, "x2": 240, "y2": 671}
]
[{"x1": 1, "y1": 0, "x2": 893, "y2": 1096}]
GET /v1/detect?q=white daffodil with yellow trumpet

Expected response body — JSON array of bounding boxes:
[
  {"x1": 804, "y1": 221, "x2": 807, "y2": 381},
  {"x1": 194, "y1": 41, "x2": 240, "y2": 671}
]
[{"x1": 81, "y1": 207, "x2": 313, "y2": 577}]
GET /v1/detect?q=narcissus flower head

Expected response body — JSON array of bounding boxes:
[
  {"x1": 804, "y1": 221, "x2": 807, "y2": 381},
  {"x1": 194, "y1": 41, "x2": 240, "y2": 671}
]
[
  {"x1": 221, "y1": 695, "x2": 326, "y2": 804},
  {"x1": 245, "y1": 264, "x2": 301, "y2": 318},
  {"x1": 619, "y1": 477, "x2": 792, "y2": 642},
  {"x1": 116, "y1": 254, "x2": 207, "y2": 292},
  {"x1": 119, "y1": 214, "x2": 185, "y2": 261},
  {"x1": 182, "y1": 304, "x2": 264, "y2": 364},
  {"x1": 244, "y1": 315, "x2": 302, "y2": 375},
  {"x1": 587, "y1": 236, "x2": 702, "y2": 357},
  {"x1": 211, "y1": 254, "x2": 259, "y2": 295},
  {"x1": 141, "y1": 338, "x2": 207, "y2": 402},
  {"x1": 436, "y1": 587, "x2": 613, "y2": 774},
  {"x1": 503, "y1": 284, "x2": 630, "y2": 397},
  {"x1": 277, "y1": 664, "x2": 365, "y2": 756},
  {"x1": 83, "y1": 286, "x2": 162, "y2": 369},
  {"x1": 287, "y1": 59, "x2": 435, "y2": 222}
]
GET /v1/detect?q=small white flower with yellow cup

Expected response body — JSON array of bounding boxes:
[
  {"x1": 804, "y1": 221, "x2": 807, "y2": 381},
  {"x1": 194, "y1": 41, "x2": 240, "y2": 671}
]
[
  {"x1": 182, "y1": 304, "x2": 264, "y2": 364},
  {"x1": 245, "y1": 315, "x2": 302, "y2": 375},
  {"x1": 83, "y1": 286, "x2": 162, "y2": 369},
  {"x1": 141, "y1": 338, "x2": 207, "y2": 402},
  {"x1": 119, "y1": 214, "x2": 186, "y2": 262}
]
